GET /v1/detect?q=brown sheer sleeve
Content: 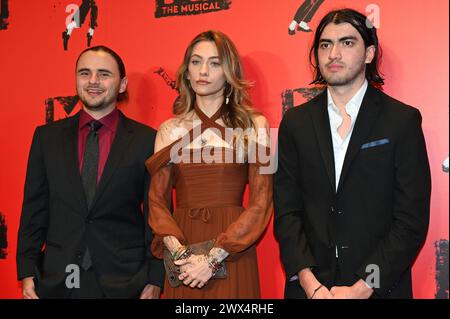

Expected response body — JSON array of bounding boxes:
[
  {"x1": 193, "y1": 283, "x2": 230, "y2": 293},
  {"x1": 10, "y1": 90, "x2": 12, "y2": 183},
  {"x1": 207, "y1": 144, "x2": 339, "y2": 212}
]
[
  {"x1": 215, "y1": 143, "x2": 273, "y2": 255},
  {"x1": 146, "y1": 155, "x2": 186, "y2": 259}
]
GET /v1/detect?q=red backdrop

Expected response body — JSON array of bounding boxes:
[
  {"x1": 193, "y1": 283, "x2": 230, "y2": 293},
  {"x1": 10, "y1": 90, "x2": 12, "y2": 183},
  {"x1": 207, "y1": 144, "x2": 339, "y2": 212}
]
[{"x1": 0, "y1": 0, "x2": 448, "y2": 299}]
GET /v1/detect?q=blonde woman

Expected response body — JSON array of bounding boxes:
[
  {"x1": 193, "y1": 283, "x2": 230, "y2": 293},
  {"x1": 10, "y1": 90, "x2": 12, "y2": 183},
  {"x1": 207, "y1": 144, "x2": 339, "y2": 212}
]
[{"x1": 146, "y1": 30, "x2": 273, "y2": 298}]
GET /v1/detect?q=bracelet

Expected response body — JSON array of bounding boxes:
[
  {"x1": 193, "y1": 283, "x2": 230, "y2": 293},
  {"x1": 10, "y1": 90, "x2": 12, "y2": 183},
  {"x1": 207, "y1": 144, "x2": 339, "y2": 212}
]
[
  {"x1": 207, "y1": 257, "x2": 222, "y2": 276},
  {"x1": 171, "y1": 246, "x2": 184, "y2": 260},
  {"x1": 172, "y1": 245, "x2": 191, "y2": 261},
  {"x1": 310, "y1": 284, "x2": 323, "y2": 299}
]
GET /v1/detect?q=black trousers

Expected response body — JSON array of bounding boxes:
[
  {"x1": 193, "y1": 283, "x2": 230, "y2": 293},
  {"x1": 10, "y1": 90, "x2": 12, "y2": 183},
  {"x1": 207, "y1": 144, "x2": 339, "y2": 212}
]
[{"x1": 293, "y1": 0, "x2": 325, "y2": 23}]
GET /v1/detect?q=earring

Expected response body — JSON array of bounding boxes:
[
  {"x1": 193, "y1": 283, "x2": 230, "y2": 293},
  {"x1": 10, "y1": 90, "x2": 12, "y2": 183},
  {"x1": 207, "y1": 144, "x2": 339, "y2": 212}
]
[{"x1": 225, "y1": 83, "x2": 232, "y2": 105}]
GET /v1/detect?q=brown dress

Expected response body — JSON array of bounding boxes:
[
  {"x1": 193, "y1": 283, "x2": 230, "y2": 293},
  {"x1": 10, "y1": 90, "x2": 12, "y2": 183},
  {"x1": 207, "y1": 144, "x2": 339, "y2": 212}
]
[{"x1": 146, "y1": 106, "x2": 273, "y2": 299}]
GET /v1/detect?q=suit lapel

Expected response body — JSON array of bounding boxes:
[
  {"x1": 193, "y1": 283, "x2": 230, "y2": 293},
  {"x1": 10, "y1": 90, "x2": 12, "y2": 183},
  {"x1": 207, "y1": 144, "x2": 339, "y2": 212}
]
[
  {"x1": 309, "y1": 90, "x2": 336, "y2": 192},
  {"x1": 62, "y1": 112, "x2": 89, "y2": 215},
  {"x1": 337, "y1": 86, "x2": 383, "y2": 193},
  {"x1": 88, "y1": 112, "x2": 134, "y2": 213}
]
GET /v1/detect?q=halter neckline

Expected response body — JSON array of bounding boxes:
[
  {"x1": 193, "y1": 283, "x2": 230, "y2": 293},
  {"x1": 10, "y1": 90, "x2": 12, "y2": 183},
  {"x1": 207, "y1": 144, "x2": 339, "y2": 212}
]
[
  {"x1": 193, "y1": 103, "x2": 225, "y2": 133},
  {"x1": 194, "y1": 103, "x2": 221, "y2": 121}
]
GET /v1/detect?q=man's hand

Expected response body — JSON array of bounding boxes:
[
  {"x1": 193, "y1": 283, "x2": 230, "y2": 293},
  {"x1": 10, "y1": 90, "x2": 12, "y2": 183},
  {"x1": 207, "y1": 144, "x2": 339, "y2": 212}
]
[
  {"x1": 139, "y1": 284, "x2": 161, "y2": 299},
  {"x1": 298, "y1": 268, "x2": 333, "y2": 299},
  {"x1": 176, "y1": 254, "x2": 212, "y2": 289},
  {"x1": 330, "y1": 279, "x2": 373, "y2": 299},
  {"x1": 22, "y1": 277, "x2": 39, "y2": 299},
  {"x1": 310, "y1": 285, "x2": 334, "y2": 299}
]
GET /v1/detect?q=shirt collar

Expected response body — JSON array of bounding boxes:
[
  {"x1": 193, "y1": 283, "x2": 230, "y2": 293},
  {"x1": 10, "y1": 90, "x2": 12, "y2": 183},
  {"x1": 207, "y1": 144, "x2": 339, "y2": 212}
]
[
  {"x1": 327, "y1": 80, "x2": 368, "y2": 117},
  {"x1": 79, "y1": 108, "x2": 119, "y2": 132}
]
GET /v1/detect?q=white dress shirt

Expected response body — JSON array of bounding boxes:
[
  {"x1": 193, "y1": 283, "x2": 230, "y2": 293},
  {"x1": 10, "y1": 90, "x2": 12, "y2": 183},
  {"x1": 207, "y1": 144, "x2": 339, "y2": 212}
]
[{"x1": 327, "y1": 80, "x2": 368, "y2": 192}]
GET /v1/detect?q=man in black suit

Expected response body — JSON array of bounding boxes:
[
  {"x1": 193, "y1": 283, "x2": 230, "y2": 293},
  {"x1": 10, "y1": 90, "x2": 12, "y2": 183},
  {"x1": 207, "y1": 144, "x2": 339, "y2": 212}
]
[
  {"x1": 17, "y1": 45, "x2": 164, "y2": 298},
  {"x1": 274, "y1": 9, "x2": 431, "y2": 299}
]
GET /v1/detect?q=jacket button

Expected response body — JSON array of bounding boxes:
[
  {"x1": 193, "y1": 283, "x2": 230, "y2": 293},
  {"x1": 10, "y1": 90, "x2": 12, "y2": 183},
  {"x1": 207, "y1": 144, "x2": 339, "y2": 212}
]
[{"x1": 86, "y1": 218, "x2": 93, "y2": 224}]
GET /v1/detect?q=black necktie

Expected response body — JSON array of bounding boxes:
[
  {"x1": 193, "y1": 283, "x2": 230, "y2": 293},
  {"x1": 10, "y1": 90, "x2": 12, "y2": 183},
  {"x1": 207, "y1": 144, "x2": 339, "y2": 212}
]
[
  {"x1": 81, "y1": 120, "x2": 102, "y2": 208},
  {"x1": 80, "y1": 120, "x2": 102, "y2": 270}
]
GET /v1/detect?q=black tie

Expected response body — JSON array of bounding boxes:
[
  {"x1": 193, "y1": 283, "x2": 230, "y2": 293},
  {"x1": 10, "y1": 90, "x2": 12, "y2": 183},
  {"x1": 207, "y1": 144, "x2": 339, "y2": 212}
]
[
  {"x1": 81, "y1": 120, "x2": 102, "y2": 208},
  {"x1": 80, "y1": 120, "x2": 102, "y2": 270}
]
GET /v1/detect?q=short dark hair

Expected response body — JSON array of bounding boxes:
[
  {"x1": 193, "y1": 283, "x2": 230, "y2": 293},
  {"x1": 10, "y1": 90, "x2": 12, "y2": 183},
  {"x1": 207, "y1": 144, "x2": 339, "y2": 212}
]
[
  {"x1": 309, "y1": 8, "x2": 384, "y2": 86},
  {"x1": 76, "y1": 45, "x2": 129, "y2": 102}
]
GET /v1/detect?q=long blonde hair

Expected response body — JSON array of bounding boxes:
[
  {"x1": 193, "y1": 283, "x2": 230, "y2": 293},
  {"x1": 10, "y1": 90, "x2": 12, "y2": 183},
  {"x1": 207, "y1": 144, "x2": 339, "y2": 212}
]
[{"x1": 174, "y1": 30, "x2": 259, "y2": 130}]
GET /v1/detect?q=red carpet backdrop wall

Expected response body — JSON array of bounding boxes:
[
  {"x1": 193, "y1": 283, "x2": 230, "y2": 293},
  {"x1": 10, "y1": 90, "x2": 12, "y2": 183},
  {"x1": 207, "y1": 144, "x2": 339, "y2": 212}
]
[{"x1": 0, "y1": 0, "x2": 448, "y2": 299}]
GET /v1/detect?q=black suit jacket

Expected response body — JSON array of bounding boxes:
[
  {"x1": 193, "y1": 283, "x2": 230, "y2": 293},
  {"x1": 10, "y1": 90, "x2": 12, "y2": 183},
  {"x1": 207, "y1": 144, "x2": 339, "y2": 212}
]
[
  {"x1": 274, "y1": 85, "x2": 431, "y2": 298},
  {"x1": 17, "y1": 111, "x2": 164, "y2": 298}
]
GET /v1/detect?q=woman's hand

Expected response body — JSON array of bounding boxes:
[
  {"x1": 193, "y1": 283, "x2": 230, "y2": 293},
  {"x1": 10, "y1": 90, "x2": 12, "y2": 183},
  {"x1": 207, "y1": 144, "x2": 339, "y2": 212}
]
[{"x1": 175, "y1": 254, "x2": 213, "y2": 288}]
